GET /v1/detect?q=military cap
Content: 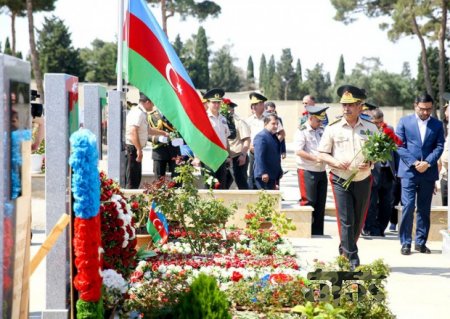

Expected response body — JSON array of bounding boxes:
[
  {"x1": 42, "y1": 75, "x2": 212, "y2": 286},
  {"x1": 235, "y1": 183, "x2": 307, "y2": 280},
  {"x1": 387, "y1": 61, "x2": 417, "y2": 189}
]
[
  {"x1": 305, "y1": 105, "x2": 329, "y2": 121},
  {"x1": 204, "y1": 88, "x2": 225, "y2": 102},
  {"x1": 200, "y1": 91, "x2": 208, "y2": 103},
  {"x1": 249, "y1": 92, "x2": 267, "y2": 104},
  {"x1": 337, "y1": 85, "x2": 366, "y2": 104},
  {"x1": 139, "y1": 92, "x2": 151, "y2": 102},
  {"x1": 362, "y1": 101, "x2": 378, "y2": 111},
  {"x1": 223, "y1": 98, "x2": 237, "y2": 108}
]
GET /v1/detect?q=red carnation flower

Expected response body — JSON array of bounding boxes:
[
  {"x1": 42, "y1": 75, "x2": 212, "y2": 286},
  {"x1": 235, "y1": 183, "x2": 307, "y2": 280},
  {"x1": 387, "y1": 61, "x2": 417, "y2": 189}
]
[{"x1": 231, "y1": 271, "x2": 243, "y2": 282}]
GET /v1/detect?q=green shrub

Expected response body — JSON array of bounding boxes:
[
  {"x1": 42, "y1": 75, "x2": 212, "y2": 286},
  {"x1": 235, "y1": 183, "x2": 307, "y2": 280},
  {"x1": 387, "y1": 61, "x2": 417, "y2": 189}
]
[{"x1": 175, "y1": 274, "x2": 231, "y2": 319}]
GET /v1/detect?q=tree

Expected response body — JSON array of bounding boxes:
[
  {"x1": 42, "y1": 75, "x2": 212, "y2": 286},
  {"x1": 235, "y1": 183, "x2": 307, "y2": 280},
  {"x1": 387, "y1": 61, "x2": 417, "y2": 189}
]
[
  {"x1": 209, "y1": 45, "x2": 240, "y2": 91},
  {"x1": 191, "y1": 26, "x2": 209, "y2": 89},
  {"x1": 146, "y1": 0, "x2": 221, "y2": 35},
  {"x1": 417, "y1": 46, "x2": 449, "y2": 107},
  {"x1": 172, "y1": 34, "x2": 183, "y2": 57},
  {"x1": 80, "y1": 39, "x2": 117, "y2": 84},
  {"x1": 336, "y1": 57, "x2": 416, "y2": 108},
  {"x1": 3, "y1": 37, "x2": 12, "y2": 55},
  {"x1": 330, "y1": 0, "x2": 447, "y2": 116},
  {"x1": 245, "y1": 56, "x2": 256, "y2": 90},
  {"x1": 258, "y1": 54, "x2": 267, "y2": 91},
  {"x1": 335, "y1": 54, "x2": 345, "y2": 83},
  {"x1": 277, "y1": 48, "x2": 296, "y2": 100},
  {"x1": 265, "y1": 55, "x2": 281, "y2": 99},
  {"x1": 296, "y1": 58, "x2": 303, "y2": 82},
  {"x1": 435, "y1": 0, "x2": 448, "y2": 119},
  {"x1": 0, "y1": 0, "x2": 55, "y2": 55},
  {"x1": 26, "y1": 0, "x2": 43, "y2": 101},
  {"x1": 303, "y1": 63, "x2": 332, "y2": 102},
  {"x1": 37, "y1": 16, "x2": 86, "y2": 80}
]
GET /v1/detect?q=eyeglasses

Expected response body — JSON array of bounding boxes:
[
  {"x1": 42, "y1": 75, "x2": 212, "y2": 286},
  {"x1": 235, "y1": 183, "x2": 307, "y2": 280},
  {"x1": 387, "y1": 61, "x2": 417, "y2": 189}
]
[{"x1": 417, "y1": 107, "x2": 432, "y2": 112}]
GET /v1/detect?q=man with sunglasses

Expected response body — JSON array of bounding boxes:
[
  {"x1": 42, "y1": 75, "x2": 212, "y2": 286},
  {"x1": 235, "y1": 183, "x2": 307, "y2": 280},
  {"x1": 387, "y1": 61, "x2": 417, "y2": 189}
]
[{"x1": 396, "y1": 92, "x2": 445, "y2": 255}]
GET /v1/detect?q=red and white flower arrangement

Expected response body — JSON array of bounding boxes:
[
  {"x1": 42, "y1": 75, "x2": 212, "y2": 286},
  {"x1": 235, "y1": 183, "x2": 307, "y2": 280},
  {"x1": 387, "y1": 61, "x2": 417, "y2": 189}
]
[{"x1": 99, "y1": 172, "x2": 137, "y2": 277}]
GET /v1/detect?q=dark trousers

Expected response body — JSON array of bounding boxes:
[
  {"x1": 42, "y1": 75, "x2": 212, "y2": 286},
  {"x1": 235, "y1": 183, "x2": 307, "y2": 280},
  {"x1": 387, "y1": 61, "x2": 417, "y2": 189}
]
[
  {"x1": 153, "y1": 159, "x2": 177, "y2": 180},
  {"x1": 365, "y1": 168, "x2": 394, "y2": 235},
  {"x1": 125, "y1": 145, "x2": 142, "y2": 189},
  {"x1": 297, "y1": 169, "x2": 328, "y2": 235},
  {"x1": 390, "y1": 178, "x2": 401, "y2": 225},
  {"x1": 400, "y1": 178, "x2": 434, "y2": 246},
  {"x1": 204, "y1": 161, "x2": 228, "y2": 189},
  {"x1": 330, "y1": 173, "x2": 371, "y2": 263},
  {"x1": 232, "y1": 155, "x2": 249, "y2": 189},
  {"x1": 255, "y1": 178, "x2": 276, "y2": 190},
  {"x1": 441, "y1": 178, "x2": 448, "y2": 206},
  {"x1": 247, "y1": 152, "x2": 256, "y2": 189}
]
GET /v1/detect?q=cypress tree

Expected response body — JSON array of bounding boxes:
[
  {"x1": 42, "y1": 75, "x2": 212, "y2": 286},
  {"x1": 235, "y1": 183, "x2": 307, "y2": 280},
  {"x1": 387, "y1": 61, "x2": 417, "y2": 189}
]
[
  {"x1": 259, "y1": 54, "x2": 267, "y2": 91},
  {"x1": 193, "y1": 26, "x2": 209, "y2": 89},
  {"x1": 335, "y1": 54, "x2": 345, "y2": 83}
]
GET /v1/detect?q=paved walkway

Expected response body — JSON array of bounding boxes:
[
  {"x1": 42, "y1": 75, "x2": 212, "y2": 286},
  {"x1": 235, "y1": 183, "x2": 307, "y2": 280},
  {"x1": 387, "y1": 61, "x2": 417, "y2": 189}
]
[{"x1": 29, "y1": 144, "x2": 450, "y2": 318}]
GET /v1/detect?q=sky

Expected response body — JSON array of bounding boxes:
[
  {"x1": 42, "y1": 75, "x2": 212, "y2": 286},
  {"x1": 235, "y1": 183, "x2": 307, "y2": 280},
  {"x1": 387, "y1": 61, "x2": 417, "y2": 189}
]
[{"x1": 0, "y1": 0, "x2": 422, "y2": 79}]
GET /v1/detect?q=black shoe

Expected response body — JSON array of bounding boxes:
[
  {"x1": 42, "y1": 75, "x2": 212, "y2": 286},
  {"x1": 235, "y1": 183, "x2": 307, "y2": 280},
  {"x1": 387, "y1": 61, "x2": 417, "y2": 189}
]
[
  {"x1": 414, "y1": 244, "x2": 431, "y2": 254},
  {"x1": 401, "y1": 244, "x2": 411, "y2": 255}
]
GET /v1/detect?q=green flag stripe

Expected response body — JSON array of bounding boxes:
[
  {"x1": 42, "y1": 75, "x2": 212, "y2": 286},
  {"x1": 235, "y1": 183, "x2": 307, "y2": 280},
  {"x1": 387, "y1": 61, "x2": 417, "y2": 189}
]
[{"x1": 126, "y1": 48, "x2": 228, "y2": 171}]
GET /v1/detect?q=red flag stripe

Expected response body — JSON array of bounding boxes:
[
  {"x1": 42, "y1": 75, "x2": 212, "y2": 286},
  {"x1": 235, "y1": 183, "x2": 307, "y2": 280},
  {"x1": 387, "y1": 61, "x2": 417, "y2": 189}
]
[{"x1": 126, "y1": 12, "x2": 225, "y2": 149}]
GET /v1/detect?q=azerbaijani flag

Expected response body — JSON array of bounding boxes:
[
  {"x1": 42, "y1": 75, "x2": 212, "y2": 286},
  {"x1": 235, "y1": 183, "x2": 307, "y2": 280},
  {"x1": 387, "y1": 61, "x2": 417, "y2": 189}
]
[
  {"x1": 146, "y1": 201, "x2": 169, "y2": 244},
  {"x1": 122, "y1": 0, "x2": 228, "y2": 171}
]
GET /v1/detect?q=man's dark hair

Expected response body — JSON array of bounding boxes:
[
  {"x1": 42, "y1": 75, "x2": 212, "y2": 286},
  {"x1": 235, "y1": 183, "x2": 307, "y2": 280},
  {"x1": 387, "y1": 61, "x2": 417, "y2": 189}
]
[
  {"x1": 371, "y1": 108, "x2": 384, "y2": 120},
  {"x1": 139, "y1": 92, "x2": 150, "y2": 103},
  {"x1": 264, "y1": 101, "x2": 276, "y2": 109},
  {"x1": 415, "y1": 92, "x2": 434, "y2": 104},
  {"x1": 263, "y1": 113, "x2": 278, "y2": 125}
]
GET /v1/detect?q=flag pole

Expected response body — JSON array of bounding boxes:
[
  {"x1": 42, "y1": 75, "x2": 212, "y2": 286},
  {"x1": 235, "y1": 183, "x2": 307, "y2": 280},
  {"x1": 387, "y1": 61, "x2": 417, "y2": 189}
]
[{"x1": 117, "y1": 0, "x2": 124, "y2": 91}]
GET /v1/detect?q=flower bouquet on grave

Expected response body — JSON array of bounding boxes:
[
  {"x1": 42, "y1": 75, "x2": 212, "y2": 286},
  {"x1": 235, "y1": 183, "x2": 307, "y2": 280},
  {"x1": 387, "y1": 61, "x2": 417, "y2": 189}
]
[{"x1": 342, "y1": 128, "x2": 402, "y2": 190}]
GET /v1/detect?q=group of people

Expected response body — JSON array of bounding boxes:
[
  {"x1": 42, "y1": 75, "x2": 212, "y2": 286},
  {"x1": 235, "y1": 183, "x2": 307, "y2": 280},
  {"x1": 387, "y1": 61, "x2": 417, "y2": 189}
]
[
  {"x1": 125, "y1": 85, "x2": 448, "y2": 270},
  {"x1": 295, "y1": 85, "x2": 446, "y2": 269},
  {"x1": 125, "y1": 89, "x2": 287, "y2": 191}
]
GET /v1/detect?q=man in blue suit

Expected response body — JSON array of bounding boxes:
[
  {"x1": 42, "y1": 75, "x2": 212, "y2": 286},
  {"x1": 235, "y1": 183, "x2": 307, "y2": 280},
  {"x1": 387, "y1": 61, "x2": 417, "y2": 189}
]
[
  {"x1": 253, "y1": 114, "x2": 282, "y2": 190},
  {"x1": 396, "y1": 92, "x2": 445, "y2": 255}
]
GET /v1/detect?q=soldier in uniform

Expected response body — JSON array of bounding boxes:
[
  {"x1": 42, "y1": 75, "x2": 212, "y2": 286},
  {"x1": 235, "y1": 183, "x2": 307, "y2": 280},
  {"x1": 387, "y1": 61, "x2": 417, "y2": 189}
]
[
  {"x1": 294, "y1": 105, "x2": 329, "y2": 235},
  {"x1": 318, "y1": 85, "x2": 378, "y2": 270},
  {"x1": 224, "y1": 98, "x2": 251, "y2": 189},
  {"x1": 203, "y1": 88, "x2": 230, "y2": 189},
  {"x1": 148, "y1": 109, "x2": 181, "y2": 180}
]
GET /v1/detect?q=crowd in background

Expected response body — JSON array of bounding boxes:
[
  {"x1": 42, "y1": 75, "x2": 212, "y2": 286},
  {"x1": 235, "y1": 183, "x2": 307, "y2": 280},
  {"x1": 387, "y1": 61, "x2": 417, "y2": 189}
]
[{"x1": 124, "y1": 86, "x2": 449, "y2": 269}]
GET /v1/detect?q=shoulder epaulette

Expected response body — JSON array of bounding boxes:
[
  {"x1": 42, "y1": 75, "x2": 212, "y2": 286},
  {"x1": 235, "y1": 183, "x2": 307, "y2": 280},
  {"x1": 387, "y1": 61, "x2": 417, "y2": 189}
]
[
  {"x1": 328, "y1": 118, "x2": 342, "y2": 126},
  {"x1": 361, "y1": 117, "x2": 374, "y2": 124},
  {"x1": 300, "y1": 125, "x2": 307, "y2": 131}
]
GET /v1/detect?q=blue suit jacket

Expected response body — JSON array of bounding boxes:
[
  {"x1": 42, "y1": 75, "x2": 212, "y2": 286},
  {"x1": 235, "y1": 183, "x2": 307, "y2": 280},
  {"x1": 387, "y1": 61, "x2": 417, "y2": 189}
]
[
  {"x1": 253, "y1": 129, "x2": 282, "y2": 180},
  {"x1": 396, "y1": 114, "x2": 445, "y2": 181}
]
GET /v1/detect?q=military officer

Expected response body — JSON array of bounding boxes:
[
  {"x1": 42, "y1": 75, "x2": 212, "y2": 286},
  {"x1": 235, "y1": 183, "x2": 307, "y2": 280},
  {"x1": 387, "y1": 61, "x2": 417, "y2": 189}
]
[
  {"x1": 224, "y1": 98, "x2": 251, "y2": 189},
  {"x1": 318, "y1": 85, "x2": 378, "y2": 270},
  {"x1": 148, "y1": 109, "x2": 181, "y2": 179},
  {"x1": 295, "y1": 105, "x2": 329, "y2": 235},
  {"x1": 203, "y1": 88, "x2": 230, "y2": 189}
]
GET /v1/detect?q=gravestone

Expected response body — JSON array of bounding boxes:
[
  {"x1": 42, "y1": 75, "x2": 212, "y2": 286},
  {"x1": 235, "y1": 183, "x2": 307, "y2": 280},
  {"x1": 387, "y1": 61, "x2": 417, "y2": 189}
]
[
  {"x1": 107, "y1": 90, "x2": 126, "y2": 186},
  {"x1": 0, "y1": 54, "x2": 32, "y2": 318},
  {"x1": 43, "y1": 73, "x2": 78, "y2": 318},
  {"x1": 83, "y1": 84, "x2": 107, "y2": 159}
]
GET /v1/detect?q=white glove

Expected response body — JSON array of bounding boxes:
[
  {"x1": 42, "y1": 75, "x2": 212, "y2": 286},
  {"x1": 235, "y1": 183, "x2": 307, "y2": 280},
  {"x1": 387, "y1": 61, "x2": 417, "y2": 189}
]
[
  {"x1": 171, "y1": 138, "x2": 184, "y2": 147},
  {"x1": 158, "y1": 136, "x2": 169, "y2": 143}
]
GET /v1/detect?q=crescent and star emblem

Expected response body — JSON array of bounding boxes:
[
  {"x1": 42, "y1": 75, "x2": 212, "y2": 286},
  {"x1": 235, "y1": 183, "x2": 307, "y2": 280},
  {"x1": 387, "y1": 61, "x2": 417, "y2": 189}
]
[{"x1": 165, "y1": 63, "x2": 183, "y2": 95}]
